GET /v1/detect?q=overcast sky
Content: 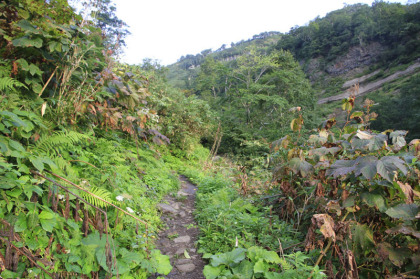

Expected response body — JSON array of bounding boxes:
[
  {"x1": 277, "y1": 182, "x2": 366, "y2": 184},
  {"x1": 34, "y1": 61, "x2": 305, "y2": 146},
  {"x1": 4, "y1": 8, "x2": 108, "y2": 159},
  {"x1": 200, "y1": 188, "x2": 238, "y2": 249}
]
[{"x1": 115, "y1": 0, "x2": 408, "y2": 66}]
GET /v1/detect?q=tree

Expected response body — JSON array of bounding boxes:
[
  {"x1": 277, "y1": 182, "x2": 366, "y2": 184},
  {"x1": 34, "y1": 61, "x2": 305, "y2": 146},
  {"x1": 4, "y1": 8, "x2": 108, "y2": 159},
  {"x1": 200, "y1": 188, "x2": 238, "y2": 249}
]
[{"x1": 194, "y1": 47, "x2": 314, "y2": 155}]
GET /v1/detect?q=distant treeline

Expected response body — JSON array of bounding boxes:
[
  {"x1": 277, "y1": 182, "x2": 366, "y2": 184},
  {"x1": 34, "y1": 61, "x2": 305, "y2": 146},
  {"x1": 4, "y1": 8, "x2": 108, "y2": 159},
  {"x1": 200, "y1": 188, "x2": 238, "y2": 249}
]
[{"x1": 276, "y1": 2, "x2": 420, "y2": 67}]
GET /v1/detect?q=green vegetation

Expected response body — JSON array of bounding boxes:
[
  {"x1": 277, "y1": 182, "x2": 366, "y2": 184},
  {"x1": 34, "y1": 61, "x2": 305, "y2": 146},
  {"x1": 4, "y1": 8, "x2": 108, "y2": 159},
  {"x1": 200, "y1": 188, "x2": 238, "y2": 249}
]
[
  {"x1": 195, "y1": 47, "x2": 315, "y2": 157},
  {"x1": 267, "y1": 98, "x2": 420, "y2": 277},
  {"x1": 0, "y1": 0, "x2": 212, "y2": 277},
  {"x1": 277, "y1": 2, "x2": 420, "y2": 68},
  {"x1": 1, "y1": 0, "x2": 420, "y2": 278},
  {"x1": 370, "y1": 74, "x2": 420, "y2": 140}
]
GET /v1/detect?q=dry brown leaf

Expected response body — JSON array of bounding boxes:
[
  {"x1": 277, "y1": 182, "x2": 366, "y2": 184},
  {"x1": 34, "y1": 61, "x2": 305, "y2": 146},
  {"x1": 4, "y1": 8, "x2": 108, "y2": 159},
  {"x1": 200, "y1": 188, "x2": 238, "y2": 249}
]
[
  {"x1": 313, "y1": 214, "x2": 336, "y2": 241},
  {"x1": 41, "y1": 102, "x2": 47, "y2": 117},
  {"x1": 304, "y1": 225, "x2": 316, "y2": 251},
  {"x1": 88, "y1": 104, "x2": 96, "y2": 115},
  {"x1": 0, "y1": 250, "x2": 5, "y2": 272},
  {"x1": 397, "y1": 181, "x2": 414, "y2": 204},
  {"x1": 315, "y1": 182, "x2": 325, "y2": 197},
  {"x1": 126, "y1": 116, "x2": 136, "y2": 122},
  {"x1": 356, "y1": 130, "x2": 373, "y2": 140},
  {"x1": 342, "y1": 189, "x2": 350, "y2": 201},
  {"x1": 346, "y1": 250, "x2": 359, "y2": 279},
  {"x1": 327, "y1": 200, "x2": 342, "y2": 216}
]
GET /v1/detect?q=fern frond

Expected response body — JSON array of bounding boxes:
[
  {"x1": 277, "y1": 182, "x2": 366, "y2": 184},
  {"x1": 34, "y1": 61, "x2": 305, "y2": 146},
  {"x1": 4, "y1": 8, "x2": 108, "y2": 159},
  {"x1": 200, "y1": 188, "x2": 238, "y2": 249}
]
[
  {"x1": 280, "y1": 258, "x2": 293, "y2": 271},
  {"x1": 81, "y1": 186, "x2": 112, "y2": 208},
  {"x1": 0, "y1": 77, "x2": 27, "y2": 92},
  {"x1": 31, "y1": 130, "x2": 90, "y2": 157}
]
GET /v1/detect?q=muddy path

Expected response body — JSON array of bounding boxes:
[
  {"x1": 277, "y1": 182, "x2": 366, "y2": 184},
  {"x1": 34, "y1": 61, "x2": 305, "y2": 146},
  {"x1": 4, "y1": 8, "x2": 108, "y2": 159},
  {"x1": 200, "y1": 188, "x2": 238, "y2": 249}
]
[{"x1": 149, "y1": 175, "x2": 206, "y2": 279}]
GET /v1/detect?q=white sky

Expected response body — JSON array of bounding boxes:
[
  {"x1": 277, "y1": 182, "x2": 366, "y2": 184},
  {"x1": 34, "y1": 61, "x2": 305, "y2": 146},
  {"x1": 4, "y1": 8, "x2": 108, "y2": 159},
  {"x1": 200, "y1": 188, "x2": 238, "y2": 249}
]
[{"x1": 115, "y1": 0, "x2": 408, "y2": 66}]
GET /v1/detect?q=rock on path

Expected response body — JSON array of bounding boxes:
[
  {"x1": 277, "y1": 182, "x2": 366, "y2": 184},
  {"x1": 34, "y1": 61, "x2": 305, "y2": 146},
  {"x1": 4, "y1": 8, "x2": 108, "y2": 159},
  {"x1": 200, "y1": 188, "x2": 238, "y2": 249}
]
[{"x1": 149, "y1": 176, "x2": 205, "y2": 279}]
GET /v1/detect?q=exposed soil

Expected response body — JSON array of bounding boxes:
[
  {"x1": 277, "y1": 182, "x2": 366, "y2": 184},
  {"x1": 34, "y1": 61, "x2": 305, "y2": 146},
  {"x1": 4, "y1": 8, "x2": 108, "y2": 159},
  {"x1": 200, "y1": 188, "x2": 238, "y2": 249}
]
[{"x1": 149, "y1": 175, "x2": 206, "y2": 279}]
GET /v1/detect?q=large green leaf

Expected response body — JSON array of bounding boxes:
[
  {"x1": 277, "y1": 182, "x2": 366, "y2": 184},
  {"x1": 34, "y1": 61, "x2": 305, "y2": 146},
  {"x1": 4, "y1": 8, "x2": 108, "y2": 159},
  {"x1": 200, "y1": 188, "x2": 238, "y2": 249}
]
[
  {"x1": 203, "y1": 265, "x2": 223, "y2": 279},
  {"x1": 14, "y1": 213, "x2": 27, "y2": 232},
  {"x1": 352, "y1": 223, "x2": 375, "y2": 250},
  {"x1": 253, "y1": 259, "x2": 269, "y2": 273},
  {"x1": 29, "y1": 156, "x2": 44, "y2": 172},
  {"x1": 232, "y1": 260, "x2": 254, "y2": 279},
  {"x1": 12, "y1": 36, "x2": 43, "y2": 48},
  {"x1": 377, "y1": 243, "x2": 411, "y2": 267},
  {"x1": 385, "y1": 204, "x2": 419, "y2": 221},
  {"x1": 326, "y1": 159, "x2": 356, "y2": 178},
  {"x1": 16, "y1": 20, "x2": 38, "y2": 33},
  {"x1": 354, "y1": 156, "x2": 378, "y2": 180},
  {"x1": 150, "y1": 249, "x2": 172, "y2": 275},
  {"x1": 8, "y1": 139, "x2": 25, "y2": 152},
  {"x1": 211, "y1": 248, "x2": 247, "y2": 267},
  {"x1": 361, "y1": 192, "x2": 387, "y2": 212},
  {"x1": 247, "y1": 246, "x2": 281, "y2": 264},
  {"x1": 39, "y1": 210, "x2": 57, "y2": 232},
  {"x1": 351, "y1": 133, "x2": 387, "y2": 151}
]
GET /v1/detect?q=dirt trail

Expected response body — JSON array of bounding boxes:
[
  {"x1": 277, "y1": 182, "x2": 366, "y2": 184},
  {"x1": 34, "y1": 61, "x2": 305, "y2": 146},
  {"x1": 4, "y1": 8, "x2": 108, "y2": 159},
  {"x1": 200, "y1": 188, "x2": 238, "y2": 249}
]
[
  {"x1": 318, "y1": 62, "x2": 420, "y2": 104},
  {"x1": 149, "y1": 175, "x2": 205, "y2": 279}
]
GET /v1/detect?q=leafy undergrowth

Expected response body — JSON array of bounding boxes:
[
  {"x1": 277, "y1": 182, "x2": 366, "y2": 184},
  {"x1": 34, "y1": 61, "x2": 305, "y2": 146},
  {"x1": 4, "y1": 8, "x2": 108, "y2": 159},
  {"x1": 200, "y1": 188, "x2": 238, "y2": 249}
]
[
  {"x1": 0, "y1": 110, "x2": 181, "y2": 278},
  {"x1": 180, "y1": 158, "x2": 326, "y2": 278},
  {"x1": 269, "y1": 97, "x2": 420, "y2": 278}
]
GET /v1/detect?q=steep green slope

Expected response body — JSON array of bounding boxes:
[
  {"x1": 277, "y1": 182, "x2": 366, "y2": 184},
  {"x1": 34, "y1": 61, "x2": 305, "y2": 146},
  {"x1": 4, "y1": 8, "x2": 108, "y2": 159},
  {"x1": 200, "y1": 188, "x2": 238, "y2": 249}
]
[
  {"x1": 167, "y1": 1, "x2": 420, "y2": 148},
  {"x1": 0, "y1": 1, "x2": 214, "y2": 278}
]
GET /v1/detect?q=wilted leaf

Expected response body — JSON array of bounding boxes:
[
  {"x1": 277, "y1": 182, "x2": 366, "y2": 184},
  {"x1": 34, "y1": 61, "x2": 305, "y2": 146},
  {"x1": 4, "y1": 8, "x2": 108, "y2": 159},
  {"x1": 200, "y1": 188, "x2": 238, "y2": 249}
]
[
  {"x1": 396, "y1": 181, "x2": 414, "y2": 204},
  {"x1": 377, "y1": 243, "x2": 411, "y2": 267},
  {"x1": 288, "y1": 157, "x2": 314, "y2": 177},
  {"x1": 312, "y1": 214, "x2": 335, "y2": 241},
  {"x1": 342, "y1": 97, "x2": 354, "y2": 112},
  {"x1": 326, "y1": 159, "x2": 356, "y2": 178},
  {"x1": 41, "y1": 102, "x2": 47, "y2": 117},
  {"x1": 377, "y1": 156, "x2": 407, "y2": 182},
  {"x1": 352, "y1": 133, "x2": 388, "y2": 151},
  {"x1": 385, "y1": 225, "x2": 420, "y2": 239},
  {"x1": 326, "y1": 200, "x2": 341, "y2": 216},
  {"x1": 309, "y1": 147, "x2": 341, "y2": 158},
  {"x1": 271, "y1": 135, "x2": 291, "y2": 152},
  {"x1": 308, "y1": 134, "x2": 328, "y2": 145},
  {"x1": 356, "y1": 130, "x2": 373, "y2": 140},
  {"x1": 290, "y1": 115, "x2": 304, "y2": 132},
  {"x1": 319, "y1": 118, "x2": 336, "y2": 131},
  {"x1": 389, "y1": 130, "x2": 408, "y2": 151}
]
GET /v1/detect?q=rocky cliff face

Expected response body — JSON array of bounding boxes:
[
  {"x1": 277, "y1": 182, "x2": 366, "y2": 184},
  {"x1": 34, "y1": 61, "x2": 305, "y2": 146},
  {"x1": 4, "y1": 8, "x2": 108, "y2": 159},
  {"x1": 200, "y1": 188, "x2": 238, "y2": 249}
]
[
  {"x1": 325, "y1": 42, "x2": 387, "y2": 76},
  {"x1": 303, "y1": 42, "x2": 387, "y2": 81}
]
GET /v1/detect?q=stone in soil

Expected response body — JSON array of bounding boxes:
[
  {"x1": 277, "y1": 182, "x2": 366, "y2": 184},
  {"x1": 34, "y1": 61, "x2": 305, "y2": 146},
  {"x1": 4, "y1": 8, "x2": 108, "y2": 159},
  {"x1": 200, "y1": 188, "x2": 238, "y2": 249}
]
[
  {"x1": 157, "y1": 203, "x2": 177, "y2": 214},
  {"x1": 175, "y1": 247, "x2": 186, "y2": 255},
  {"x1": 173, "y1": 235, "x2": 191, "y2": 243},
  {"x1": 176, "y1": 263, "x2": 196, "y2": 273}
]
